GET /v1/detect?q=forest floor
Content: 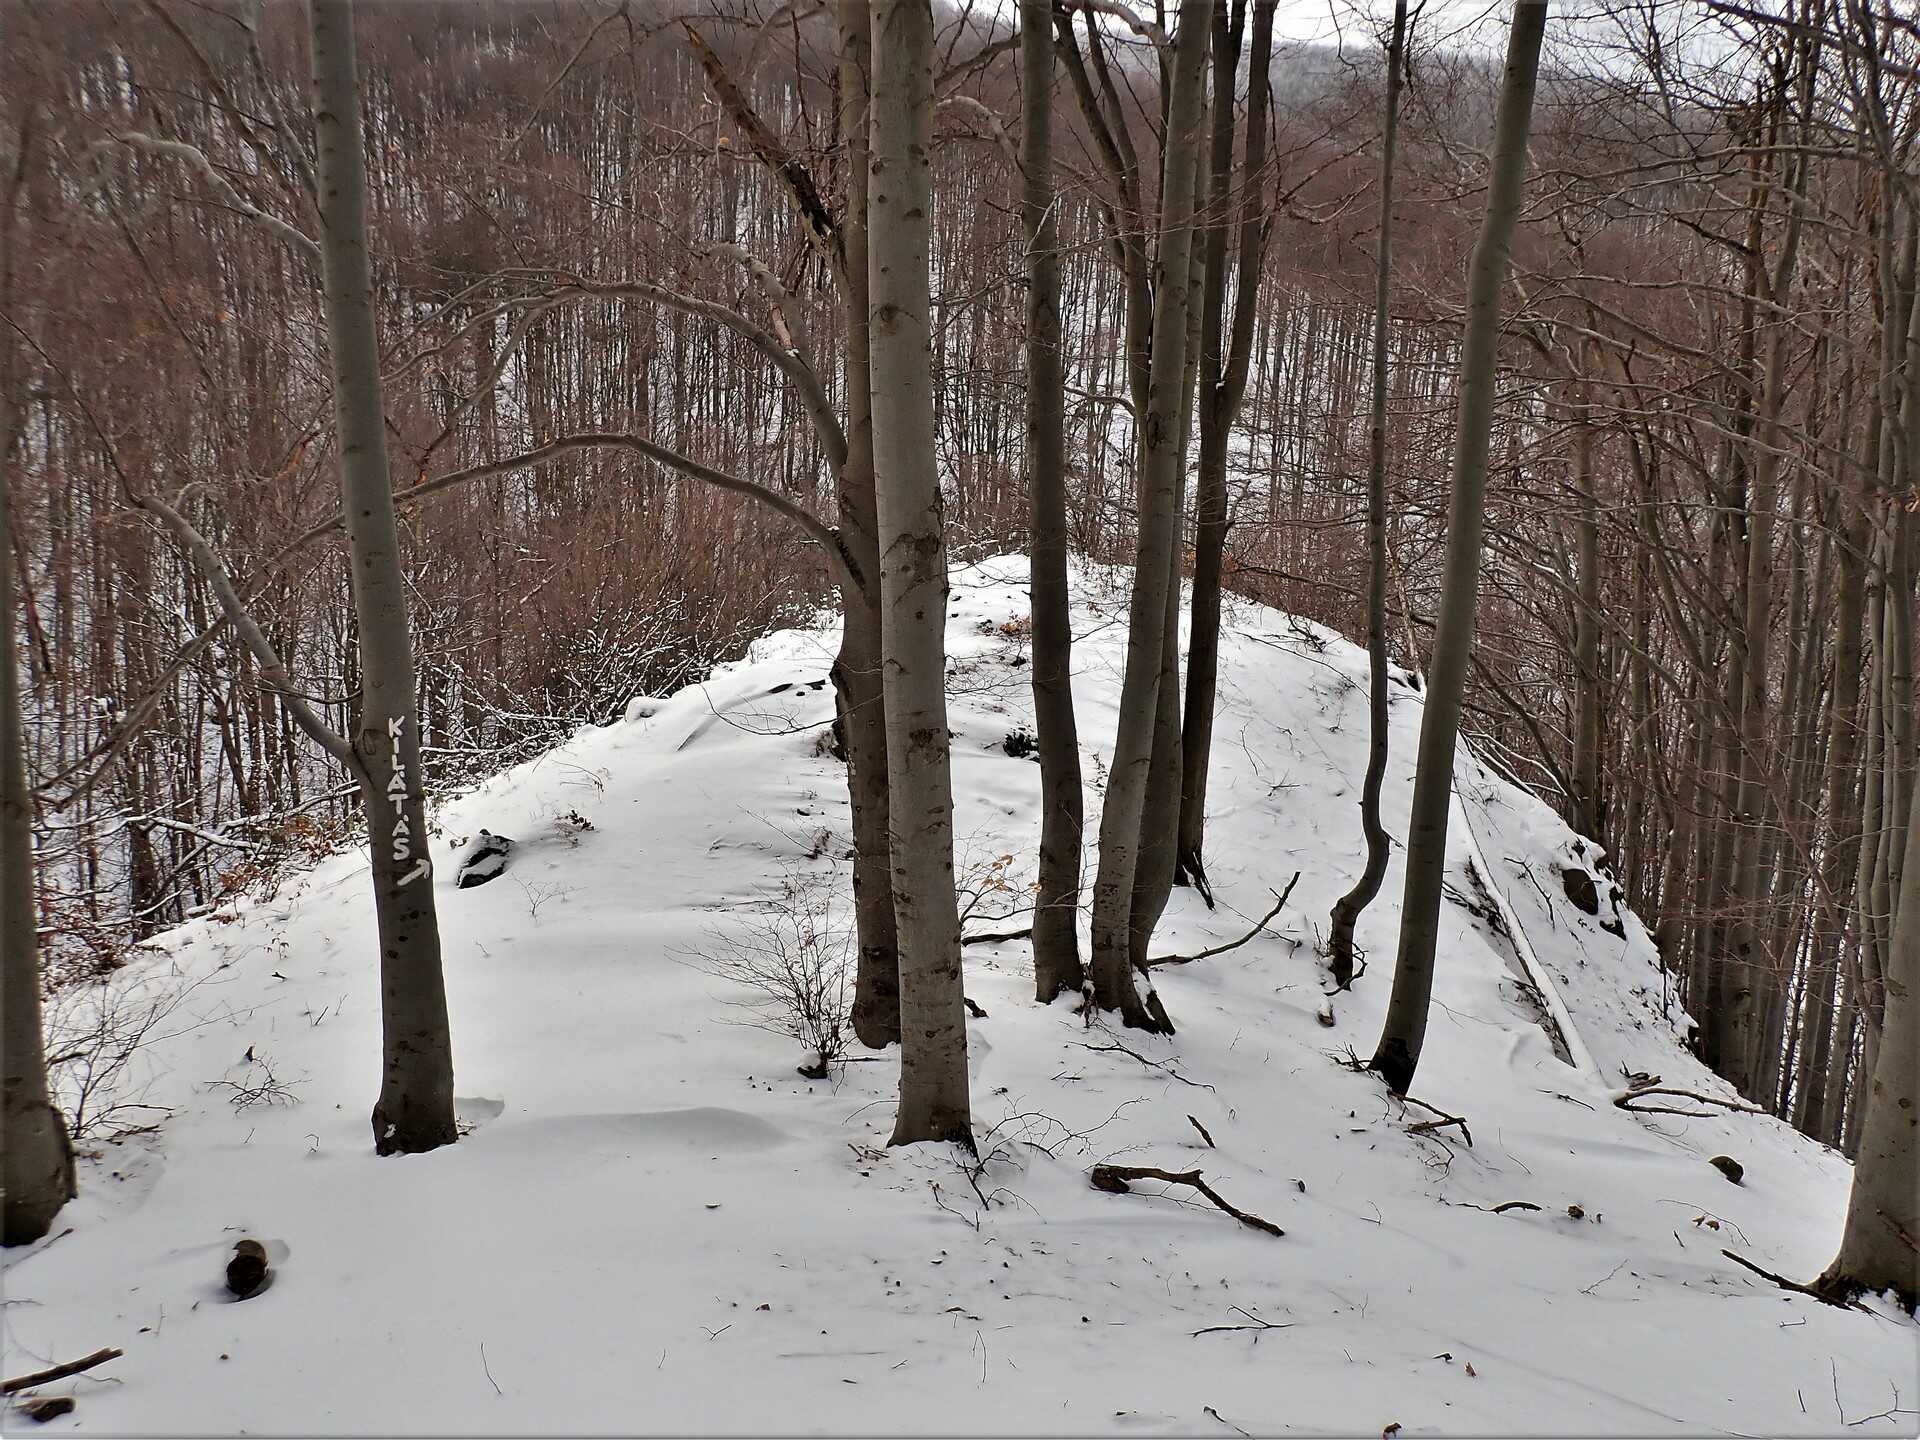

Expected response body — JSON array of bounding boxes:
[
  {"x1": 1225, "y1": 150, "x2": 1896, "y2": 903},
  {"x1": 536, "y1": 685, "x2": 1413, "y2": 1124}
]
[{"x1": 5, "y1": 555, "x2": 1915, "y2": 1436}]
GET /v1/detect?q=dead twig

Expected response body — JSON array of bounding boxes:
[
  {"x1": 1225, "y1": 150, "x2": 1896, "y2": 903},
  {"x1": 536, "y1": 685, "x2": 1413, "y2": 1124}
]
[
  {"x1": 1615, "y1": 1083, "x2": 1768, "y2": 1119},
  {"x1": 1193, "y1": 1305, "x2": 1294, "y2": 1339},
  {"x1": 1401, "y1": 1096, "x2": 1473, "y2": 1147},
  {"x1": 1490, "y1": 1200, "x2": 1542, "y2": 1214},
  {"x1": 1081, "y1": 1039, "x2": 1215, "y2": 1091},
  {"x1": 4, "y1": 1348, "x2": 124, "y2": 1395},
  {"x1": 1720, "y1": 1250, "x2": 1870, "y2": 1312},
  {"x1": 1188, "y1": 1114, "x2": 1217, "y2": 1148},
  {"x1": 1089, "y1": 1165, "x2": 1284, "y2": 1237},
  {"x1": 1145, "y1": 873, "x2": 1301, "y2": 968}
]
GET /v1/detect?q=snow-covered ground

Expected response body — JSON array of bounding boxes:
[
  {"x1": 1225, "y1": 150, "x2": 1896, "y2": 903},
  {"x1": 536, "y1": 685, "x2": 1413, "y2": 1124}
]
[{"x1": 6, "y1": 556, "x2": 1914, "y2": 1435}]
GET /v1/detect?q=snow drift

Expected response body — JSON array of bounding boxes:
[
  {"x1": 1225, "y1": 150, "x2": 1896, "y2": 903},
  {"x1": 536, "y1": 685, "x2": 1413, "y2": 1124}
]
[{"x1": 5, "y1": 556, "x2": 1913, "y2": 1435}]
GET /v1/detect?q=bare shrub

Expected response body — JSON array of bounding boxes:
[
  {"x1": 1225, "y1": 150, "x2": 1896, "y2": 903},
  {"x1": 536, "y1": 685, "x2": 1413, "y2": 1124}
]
[{"x1": 695, "y1": 866, "x2": 853, "y2": 1077}]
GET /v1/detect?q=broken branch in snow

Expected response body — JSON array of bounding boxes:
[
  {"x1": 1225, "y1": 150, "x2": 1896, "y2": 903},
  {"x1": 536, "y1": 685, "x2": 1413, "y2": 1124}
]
[
  {"x1": 1144, "y1": 873, "x2": 1301, "y2": 968},
  {"x1": 962, "y1": 927, "x2": 1032, "y2": 947},
  {"x1": 1490, "y1": 1200, "x2": 1543, "y2": 1214},
  {"x1": 1088, "y1": 1166, "x2": 1284, "y2": 1237},
  {"x1": 1188, "y1": 1114, "x2": 1217, "y2": 1148},
  {"x1": 1615, "y1": 1083, "x2": 1769, "y2": 1119},
  {"x1": 1719, "y1": 1250, "x2": 1870, "y2": 1312},
  {"x1": 1400, "y1": 1096, "x2": 1473, "y2": 1147},
  {"x1": 3, "y1": 1348, "x2": 124, "y2": 1395},
  {"x1": 1081, "y1": 1039, "x2": 1214, "y2": 1091},
  {"x1": 1193, "y1": 1306, "x2": 1294, "y2": 1340}
]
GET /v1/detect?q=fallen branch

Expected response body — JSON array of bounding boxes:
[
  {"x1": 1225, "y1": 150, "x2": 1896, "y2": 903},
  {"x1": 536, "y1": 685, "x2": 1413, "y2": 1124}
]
[
  {"x1": 1616, "y1": 1085, "x2": 1769, "y2": 1119},
  {"x1": 3, "y1": 1348, "x2": 124, "y2": 1395},
  {"x1": 962, "y1": 927, "x2": 1031, "y2": 947},
  {"x1": 1401, "y1": 1096, "x2": 1473, "y2": 1147},
  {"x1": 1089, "y1": 1165, "x2": 1284, "y2": 1237},
  {"x1": 1081, "y1": 1040, "x2": 1214, "y2": 1091},
  {"x1": 1490, "y1": 1200, "x2": 1542, "y2": 1214},
  {"x1": 1194, "y1": 1306, "x2": 1293, "y2": 1341},
  {"x1": 1719, "y1": 1250, "x2": 1868, "y2": 1312},
  {"x1": 1145, "y1": 873, "x2": 1301, "y2": 968},
  {"x1": 1188, "y1": 1114, "x2": 1216, "y2": 1148}
]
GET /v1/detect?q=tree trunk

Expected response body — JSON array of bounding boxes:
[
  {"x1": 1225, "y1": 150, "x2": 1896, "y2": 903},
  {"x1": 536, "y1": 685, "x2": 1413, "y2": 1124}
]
[
  {"x1": 1370, "y1": 0, "x2": 1546, "y2": 1096},
  {"x1": 1817, "y1": 737, "x2": 1919, "y2": 1311},
  {"x1": 869, "y1": 0, "x2": 971, "y2": 1147},
  {"x1": 1570, "y1": 366, "x2": 1604, "y2": 847},
  {"x1": 1327, "y1": 0, "x2": 1406, "y2": 990},
  {"x1": 838, "y1": 0, "x2": 903, "y2": 1048},
  {"x1": 308, "y1": 0, "x2": 457, "y2": 1155},
  {"x1": 1019, "y1": 0, "x2": 1085, "y2": 1005},
  {"x1": 3, "y1": 126, "x2": 78, "y2": 1235},
  {"x1": 1086, "y1": 0, "x2": 1211, "y2": 1033},
  {"x1": 1178, "y1": 0, "x2": 1276, "y2": 892}
]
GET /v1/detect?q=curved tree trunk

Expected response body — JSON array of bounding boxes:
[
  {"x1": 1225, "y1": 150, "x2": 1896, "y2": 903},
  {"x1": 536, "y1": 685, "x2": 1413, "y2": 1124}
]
[
  {"x1": 1019, "y1": 0, "x2": 1085, "y2": 1005},
  {"x1": 1327, "y1": 0, "x2": 1407, "y2": 991},
  {"x1": 308, "y1": 0, "x2": 456, "y2": 1155},
  {"x1": 869, "y1": 0, "x2": 971, "y2": 1147},
  {"x1": 1370, "y1": 0, "x2": 1546, "y2": 1096}
]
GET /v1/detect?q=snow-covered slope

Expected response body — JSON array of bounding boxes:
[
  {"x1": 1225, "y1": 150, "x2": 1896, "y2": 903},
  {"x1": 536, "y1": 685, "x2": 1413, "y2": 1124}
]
[{"x1": 6, "y1": 556, "x2": 1914, "y2": 1436}]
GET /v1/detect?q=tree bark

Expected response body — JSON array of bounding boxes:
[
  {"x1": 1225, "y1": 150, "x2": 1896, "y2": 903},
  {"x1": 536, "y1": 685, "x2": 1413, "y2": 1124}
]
[
  {"x1": 1817, "y1": 732, "x2": 1919, "y2": 1311},
  {"x1": 1327, "y1": 0, "x2": 1406, "y2": 990},
  {"x1": 3, "y1": 121, "x2": 77, "y2": 1237},
  {"x1": 1019, "y1": 0, "x2": 1085, "y2": 1005},
  {"x1": 869, "y1": 0, "x2": 971, "y2": 1147},
  {"x1": 837, "y1": 0, "x2": 903, "y2": 1049},
  {"x1": 1370, "y1": 0, "x2": 1546, "y2": 1096},
  {"x1": 1086, "y1": 0, "x2": 1211, "y2": 1033},
  {"x1": 308, "y1": 0, "x2": 456, "y2": 1155},
  {"x1": 1178, "y1": 0, "x2": 1276, "y2": 892}
]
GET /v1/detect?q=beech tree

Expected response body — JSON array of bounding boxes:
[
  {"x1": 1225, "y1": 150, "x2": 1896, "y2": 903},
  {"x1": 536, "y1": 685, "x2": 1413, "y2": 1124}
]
[
  {"x1": 126, "y1": 0, "x2": 459, "y2": 1154},
  {"x1": 1079, "y1": 0, "x2": 1211, "y2": 1033},
  {"x1": 1371, "y1": 0, "x2": 1547, "y2": 1095},
  {"x1": 1020, "y1": 0, "x2": 1085, "y2": 1005},
  {"x1": 1817, "y1": 757, "x2": 1918, "y2": 1311},
  {"x1": 2, "y1": 114, "x2": 77, "y2": 1240},
  {"x1": 869, "y1": 0, "x2": 973, "y2": 1146},
  {"x1": 1326, "y1": 0, "x2": 1407, "y2": 991}
]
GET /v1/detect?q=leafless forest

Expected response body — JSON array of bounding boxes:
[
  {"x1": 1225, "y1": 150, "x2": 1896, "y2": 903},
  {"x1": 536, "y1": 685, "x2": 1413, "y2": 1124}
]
[{"x1": 3, "y1": 0, "x2": 1915, "y2": 1306}]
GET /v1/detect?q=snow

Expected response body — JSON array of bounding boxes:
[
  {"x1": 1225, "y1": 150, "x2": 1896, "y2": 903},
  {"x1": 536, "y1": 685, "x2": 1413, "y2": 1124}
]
[{"x1": 7, "y1": 555, "x2": 1914, "y2": 1436}]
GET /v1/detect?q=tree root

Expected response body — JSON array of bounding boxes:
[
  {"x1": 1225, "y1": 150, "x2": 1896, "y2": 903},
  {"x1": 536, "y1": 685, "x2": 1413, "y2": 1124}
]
[{"x1": 1089, "y1": 1165, "x2": 1284, "y2": 1237}]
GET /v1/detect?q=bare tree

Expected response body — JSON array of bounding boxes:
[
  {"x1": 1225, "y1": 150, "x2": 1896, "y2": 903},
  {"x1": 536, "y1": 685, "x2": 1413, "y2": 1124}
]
[
  {"x1": 1817, "y1": 754, "x2": 1918, "y2": 1311},
  {"x1": 1326, "y1": 0, "x2": 1408, "y2": 991},
  {"x1": 1178, "y1": 0, "x2": 1278, "y2": 898},
  {"x1": 1020, "y1": 0, "x2": 1085, "y2": 1005},
  {"x1": 2, "y1": 112, "x2": 77, "y2": 1243},
  {"x1": 870, "y1": 0, "x2": 972, "y2": 1147},
  {"x1": 1371, "y1": 0, "x2": 1547, "y2": 1095},
  {"x1": 1084, "y1": 0, "x2": 1211, "y2": 1033}
]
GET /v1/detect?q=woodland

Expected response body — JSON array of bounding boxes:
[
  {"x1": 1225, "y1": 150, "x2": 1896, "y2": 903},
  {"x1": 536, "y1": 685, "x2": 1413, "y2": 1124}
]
[{"x1": 0, "y1": 0, "x2": 1916, "y2": 1431}]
